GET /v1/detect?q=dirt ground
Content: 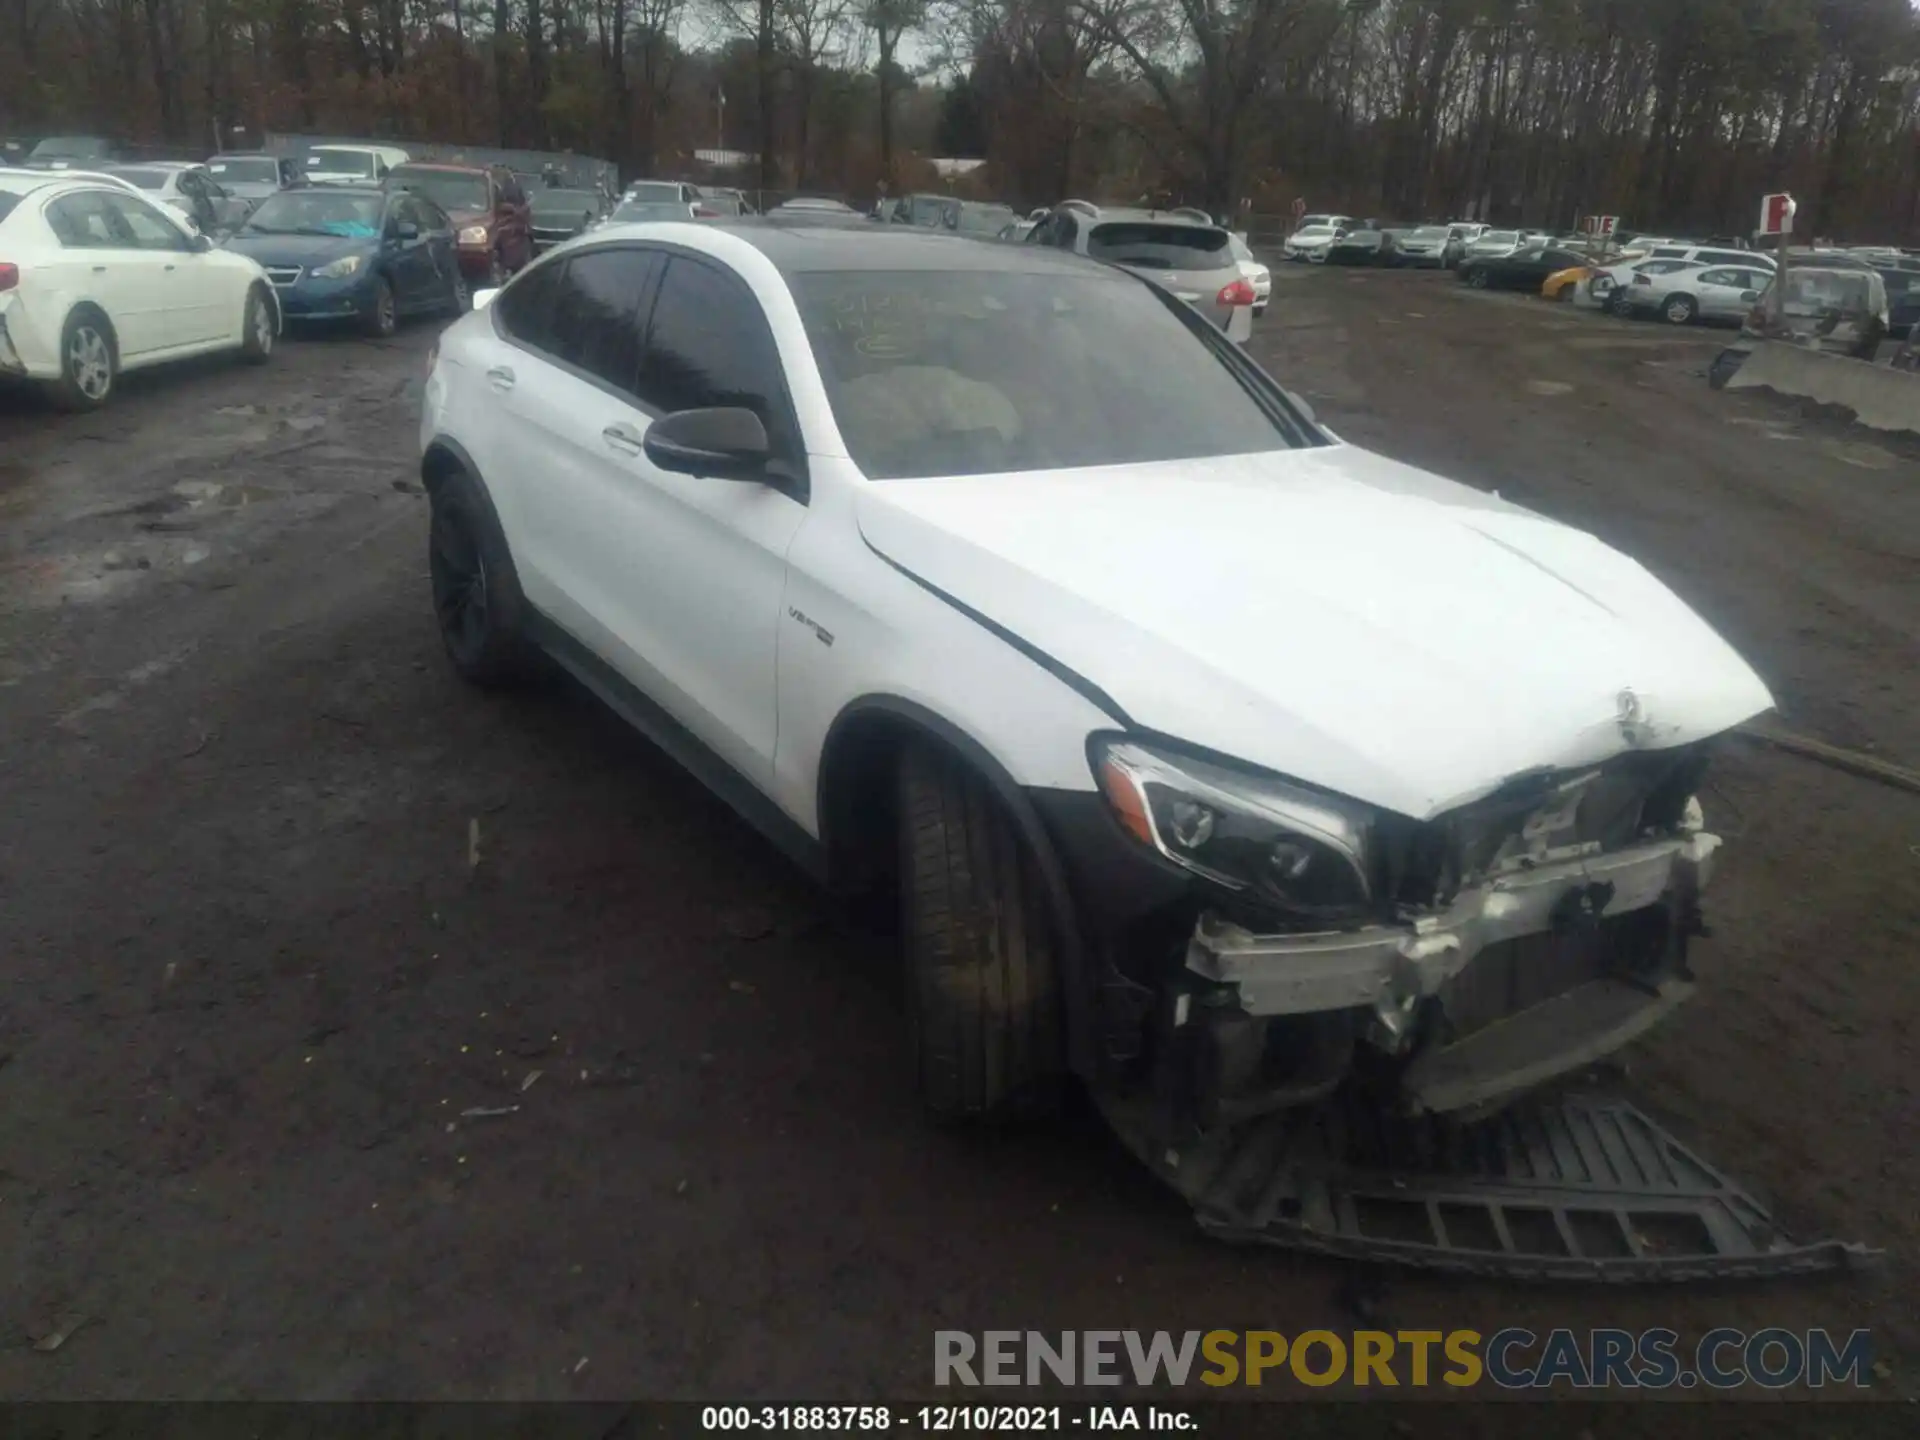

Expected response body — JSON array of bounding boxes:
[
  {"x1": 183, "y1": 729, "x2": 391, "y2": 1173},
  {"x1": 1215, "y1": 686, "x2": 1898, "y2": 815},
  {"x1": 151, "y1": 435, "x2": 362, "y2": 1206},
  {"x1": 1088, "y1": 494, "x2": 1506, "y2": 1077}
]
[{"x1": 1, "y1": 267, "x2": 1917, "y2": 1407}]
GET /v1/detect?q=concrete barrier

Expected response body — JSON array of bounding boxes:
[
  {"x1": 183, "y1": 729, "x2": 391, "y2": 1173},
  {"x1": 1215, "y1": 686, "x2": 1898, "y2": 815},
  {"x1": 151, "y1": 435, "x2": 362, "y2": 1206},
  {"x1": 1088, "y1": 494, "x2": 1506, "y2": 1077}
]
[{"x1": 1724, "y1": 341, "x2": 1920, "y2": 436}]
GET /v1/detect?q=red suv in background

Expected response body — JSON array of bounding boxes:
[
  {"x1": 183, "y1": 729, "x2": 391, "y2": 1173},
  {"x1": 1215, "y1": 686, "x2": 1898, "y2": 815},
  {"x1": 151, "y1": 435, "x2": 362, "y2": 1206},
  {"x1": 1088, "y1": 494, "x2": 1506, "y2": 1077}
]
[{"x1": 384, "y1": 163, "x2": 532, "y2": 285}]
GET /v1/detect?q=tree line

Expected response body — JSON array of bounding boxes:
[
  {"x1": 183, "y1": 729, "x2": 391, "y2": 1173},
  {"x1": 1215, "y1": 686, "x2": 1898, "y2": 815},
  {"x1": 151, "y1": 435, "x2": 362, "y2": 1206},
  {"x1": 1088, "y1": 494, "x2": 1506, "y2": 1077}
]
[{"x1": 3, "y1": 0, "x2": 1917, "y2": 238}]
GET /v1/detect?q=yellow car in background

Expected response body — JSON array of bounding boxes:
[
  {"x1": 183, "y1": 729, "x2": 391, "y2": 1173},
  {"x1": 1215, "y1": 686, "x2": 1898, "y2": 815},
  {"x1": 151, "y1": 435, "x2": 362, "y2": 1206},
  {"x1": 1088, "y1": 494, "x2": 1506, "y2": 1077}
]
[{"x1": 1542, "y1": 264, "x2": 1595, "y2": 300}]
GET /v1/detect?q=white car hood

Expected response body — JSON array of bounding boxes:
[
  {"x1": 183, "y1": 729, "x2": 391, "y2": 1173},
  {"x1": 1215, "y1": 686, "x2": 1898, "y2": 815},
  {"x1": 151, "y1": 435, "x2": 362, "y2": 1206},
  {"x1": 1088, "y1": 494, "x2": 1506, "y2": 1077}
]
[{"x1": 856, "y1": 447, "x2": 1773, "y2": 820}]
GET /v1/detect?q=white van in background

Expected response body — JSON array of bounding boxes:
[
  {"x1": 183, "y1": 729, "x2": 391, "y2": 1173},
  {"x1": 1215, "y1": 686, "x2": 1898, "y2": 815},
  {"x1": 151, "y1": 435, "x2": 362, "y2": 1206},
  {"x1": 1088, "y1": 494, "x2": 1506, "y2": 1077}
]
[{"x1": 303, "y1": 144, "x2": 411, "y2": 186}]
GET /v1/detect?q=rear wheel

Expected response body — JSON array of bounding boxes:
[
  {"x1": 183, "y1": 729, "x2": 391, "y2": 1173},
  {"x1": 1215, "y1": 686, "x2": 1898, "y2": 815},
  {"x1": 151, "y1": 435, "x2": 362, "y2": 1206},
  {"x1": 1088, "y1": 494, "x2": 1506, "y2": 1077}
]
[
  {"x1": 1467, "y1": 267, "x2": 1490, "y2": 289},
  {"x1": 1663, "y1": 293, "x2": 1698, "y2": 325},
  {"x1": 50, "y1": 309, "x2": 116, "y2": 411},
  {"x1": 898, "y1": 740, "x2": 1065, "y2": 1123}
]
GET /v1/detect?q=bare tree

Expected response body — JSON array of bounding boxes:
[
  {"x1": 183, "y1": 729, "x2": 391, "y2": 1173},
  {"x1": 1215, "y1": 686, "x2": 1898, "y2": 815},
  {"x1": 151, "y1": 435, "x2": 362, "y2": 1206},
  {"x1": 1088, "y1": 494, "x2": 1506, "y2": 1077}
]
[{"x1": 865, "y1": 0, "x2": 923, "y2": 180}]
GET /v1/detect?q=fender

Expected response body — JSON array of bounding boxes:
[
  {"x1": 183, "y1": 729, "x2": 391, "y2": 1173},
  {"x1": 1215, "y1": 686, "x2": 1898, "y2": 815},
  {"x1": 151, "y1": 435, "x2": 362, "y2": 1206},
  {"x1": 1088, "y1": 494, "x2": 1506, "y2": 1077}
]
[{"x1": 819, "y1": 694, "x2": 1097, "y2": 1080}]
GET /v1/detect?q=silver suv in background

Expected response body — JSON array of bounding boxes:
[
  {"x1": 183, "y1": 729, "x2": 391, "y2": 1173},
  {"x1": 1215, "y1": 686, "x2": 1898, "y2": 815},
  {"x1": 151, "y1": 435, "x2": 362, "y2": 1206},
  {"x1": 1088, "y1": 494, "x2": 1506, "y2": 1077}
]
[{"x1": 1027, "y1": 204, "x2": 1256, "y2": 341}]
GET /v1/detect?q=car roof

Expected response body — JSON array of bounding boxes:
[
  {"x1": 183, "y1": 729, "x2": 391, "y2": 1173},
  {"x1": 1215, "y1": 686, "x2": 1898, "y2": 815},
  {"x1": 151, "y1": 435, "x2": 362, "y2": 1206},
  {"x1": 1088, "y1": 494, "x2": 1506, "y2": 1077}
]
[
  {"x1": 1071, "y1": 206, "x2": 1220, "y2": 229},
  {"x1": 0, "y1": 166, "x2": 138, "y2": 195},
  {"x1": 599, "y1": 220, "x2": 1124, "y2": 278},
  {"x1": 390, "y1": 161, "x2": 491, "y2": 174}
]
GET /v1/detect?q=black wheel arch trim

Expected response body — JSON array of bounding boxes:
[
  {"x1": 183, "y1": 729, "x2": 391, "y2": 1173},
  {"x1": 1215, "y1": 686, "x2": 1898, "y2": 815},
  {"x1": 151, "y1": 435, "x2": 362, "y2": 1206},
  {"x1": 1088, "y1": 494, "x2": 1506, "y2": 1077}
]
[{"x1": 819, "y1": 693, "x2": 1097, "y2": 1079}]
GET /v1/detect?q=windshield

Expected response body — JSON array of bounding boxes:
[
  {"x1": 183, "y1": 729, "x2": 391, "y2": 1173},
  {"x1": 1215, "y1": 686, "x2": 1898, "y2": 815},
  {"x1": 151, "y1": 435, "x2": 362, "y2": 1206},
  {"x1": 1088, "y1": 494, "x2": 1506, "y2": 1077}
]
[
  {"x1": 1411, "y1": 227, "x2": 1449, "y2": 240},
  {"x1": 31, "y1": 137, "x2": 109, "y2": 160},
  {"x1": 793, "y1": 270, "x2": 1298, "y2": 481},
  {"x1": 308, "y1": 148, "x2": 377, "y2": 178},
  {"x1": 390, "y1": 168, "x2": 490, "y2": 213},
  {"x1": 210, "y1": 158, "x2": 279, "y2": 185},
  {"x1": 242, "y1": 191, "x2": 384, "y2": 237},
  {"x1": 105, "y1": 168, "x2": 169, "y2": 190},
  {"x1": 1088, "y1": 222, "x2": 1232, "y2": 271},
  {"x1": 532, "y1": 190, "x2": 598, "y2": 219},
  {"x1": 1480, "y1": 231, "x2": 1518, "y2": 245},
  {"x1": 624, "y1": 182, "x2": 683, "y2": 203},
  {"x1": 1294, "y1": 225, "x2": 1334, "y2": 239}
]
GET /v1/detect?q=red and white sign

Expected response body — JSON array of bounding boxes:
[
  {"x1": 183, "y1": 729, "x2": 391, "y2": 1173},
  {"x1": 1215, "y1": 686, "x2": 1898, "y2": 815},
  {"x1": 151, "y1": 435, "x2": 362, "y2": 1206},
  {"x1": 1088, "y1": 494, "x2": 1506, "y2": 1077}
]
[
  {"x1": 1759, "y1": 192, "x2": 1796, "y2": 236},
  {"x1": 1581, "y1": 215, "x2": 1620, "y2": 236}
]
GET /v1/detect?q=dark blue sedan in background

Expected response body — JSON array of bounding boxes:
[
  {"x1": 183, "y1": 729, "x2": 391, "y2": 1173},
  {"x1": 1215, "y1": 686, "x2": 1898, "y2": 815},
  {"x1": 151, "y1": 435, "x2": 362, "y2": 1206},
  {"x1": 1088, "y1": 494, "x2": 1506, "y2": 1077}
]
[{"x1": 223, "y1": 187, "x2": 468, "y2": 337}]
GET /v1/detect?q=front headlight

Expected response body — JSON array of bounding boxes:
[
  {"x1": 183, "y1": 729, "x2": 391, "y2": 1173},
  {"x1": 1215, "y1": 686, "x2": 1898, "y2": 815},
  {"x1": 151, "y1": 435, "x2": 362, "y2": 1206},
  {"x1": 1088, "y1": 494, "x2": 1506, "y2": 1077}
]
[
  {"x1": 313, "y1": 254, "x2": 363, "y2": 280},
  {"x1": 458, "y1": 224, "x2": 489, "y2": 246},
  {"x1": 1093, "y1": 739, "x2": 1375, "y2": 920}
]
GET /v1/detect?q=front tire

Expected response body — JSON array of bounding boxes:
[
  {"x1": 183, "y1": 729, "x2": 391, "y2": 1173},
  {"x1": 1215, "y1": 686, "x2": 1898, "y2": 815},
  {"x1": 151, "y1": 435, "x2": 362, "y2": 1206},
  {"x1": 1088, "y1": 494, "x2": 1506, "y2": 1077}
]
[
  {"x1": 898, "y1": 741, "x2": 1064, "y2": 1123},
  {"x1": 50, "y1": 308, "x2": 116, "y2": 411},
  {"x1": 446, "y1": 271, "x2": 471, "y2": 316},
  {"x1": 1466, "y1": 267, "x2": 1490, "y2": 289},
  {"x1": 241, "y1": 284, "x2": 274, "y2": 364},
  {"x1": 428, "y1": 468, "x2": 536, "y2": 687},
  {"x1": 1663, "y1": 293, "x2": 1698, "y2": 325},
  {"x1": 363, "y1": 276, "x2": 397, "y2": 339}
]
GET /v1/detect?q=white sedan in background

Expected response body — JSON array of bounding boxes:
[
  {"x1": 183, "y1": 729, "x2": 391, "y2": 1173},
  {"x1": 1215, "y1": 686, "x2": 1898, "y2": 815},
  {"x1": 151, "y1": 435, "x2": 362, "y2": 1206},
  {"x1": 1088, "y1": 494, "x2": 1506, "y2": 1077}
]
[
  {"x1": 1229, "y1": 232, "x2": 1271, "y2": 315},
  {"x1": 1615, "y1": 262, "x2": 1774, "y2": 325},
  {"x1": 0, "y1": 170, "x2": 278, "y2": 409},
  {"x1": 1282, "y1": 223, "x2": 1342, "y2": 263}
]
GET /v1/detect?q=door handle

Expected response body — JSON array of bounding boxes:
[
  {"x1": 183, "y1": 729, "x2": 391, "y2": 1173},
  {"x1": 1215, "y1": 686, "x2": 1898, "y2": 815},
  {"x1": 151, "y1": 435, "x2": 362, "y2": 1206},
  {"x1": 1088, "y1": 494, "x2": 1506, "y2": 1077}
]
[
  {"x1": 485, "y1": 365, "x2": 515, "y2": 392},
  {"x1": 92, "y1": 265, "x2": 107, "y2": 273},
  {"x1": 164, "y1": 263, "x2": 177, "y2": 272},
  {"x1": 601, "y1": 423, "x2": 645, "y2": 456}
]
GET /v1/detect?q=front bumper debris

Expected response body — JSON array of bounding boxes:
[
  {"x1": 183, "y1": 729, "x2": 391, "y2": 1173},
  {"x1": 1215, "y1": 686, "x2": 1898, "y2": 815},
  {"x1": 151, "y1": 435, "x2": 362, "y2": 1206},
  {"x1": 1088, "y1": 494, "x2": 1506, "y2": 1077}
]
[
  {"x1": 1187, "y1": 832, "x2": 1718, "y2": 1018},
  {"x1": 1104, "y1": 1092, "x2": 1879, "y2": 1282}
]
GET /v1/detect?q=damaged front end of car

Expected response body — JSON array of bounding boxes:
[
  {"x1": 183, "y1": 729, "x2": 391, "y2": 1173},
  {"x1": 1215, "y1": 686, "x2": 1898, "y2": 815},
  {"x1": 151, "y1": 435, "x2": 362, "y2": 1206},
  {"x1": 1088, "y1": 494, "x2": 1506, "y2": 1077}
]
[{"x1": 1074, "y1": 733, "x2": 1877, "y2": 1280}]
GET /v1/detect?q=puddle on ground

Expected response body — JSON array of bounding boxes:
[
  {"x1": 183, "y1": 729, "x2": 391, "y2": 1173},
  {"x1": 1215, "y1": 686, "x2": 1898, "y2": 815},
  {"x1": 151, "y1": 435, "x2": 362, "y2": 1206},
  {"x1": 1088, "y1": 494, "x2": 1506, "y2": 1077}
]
[{"x1": 1, "y1": 535, "x2": 215, "y2": 611}]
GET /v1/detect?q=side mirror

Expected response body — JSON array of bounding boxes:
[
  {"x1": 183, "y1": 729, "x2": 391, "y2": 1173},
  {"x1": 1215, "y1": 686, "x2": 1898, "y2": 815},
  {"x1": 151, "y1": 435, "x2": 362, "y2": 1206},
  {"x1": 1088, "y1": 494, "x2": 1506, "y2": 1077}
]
[
  {"x1": 642, "y1": 407, "x2": 771, "y2": 480},
  {"x1": 471, "y1": 287, "x2": 501, "y2": 311},
  {"x1": 191, "y1": 231, "x2": 214, "y2": 253},
  {"x1": 1740, "y1": 291, "x2": 1760, "y2": 303},
  {"x1": 395, "y1": 220, "x2": 420, "y2": 241}
]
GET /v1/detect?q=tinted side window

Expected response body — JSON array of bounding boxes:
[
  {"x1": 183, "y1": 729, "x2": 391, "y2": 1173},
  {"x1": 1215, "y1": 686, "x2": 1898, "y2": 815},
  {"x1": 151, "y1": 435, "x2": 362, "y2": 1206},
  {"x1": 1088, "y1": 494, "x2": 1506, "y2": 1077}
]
[
  {"x1": 549, "y1": 248, "x2": 657, "y2": 394},
  {"x1": 638, "y1": 256, "x2": 792, "y2": 454},
  {"x1": 1054, "y1": 213, "x2": 1078, "y2": 248},
  {"x1": 496, "y1": 261, "x2": 563, "y2": 351}
]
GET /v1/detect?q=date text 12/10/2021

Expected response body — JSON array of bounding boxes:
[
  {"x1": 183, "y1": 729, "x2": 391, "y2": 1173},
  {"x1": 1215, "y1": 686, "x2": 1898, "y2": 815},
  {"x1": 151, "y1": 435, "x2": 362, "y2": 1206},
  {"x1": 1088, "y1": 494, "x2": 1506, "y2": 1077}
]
[{"x1": 701, "y1": 1407, "x2": 1196, "y2": 1431}]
